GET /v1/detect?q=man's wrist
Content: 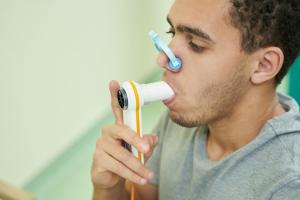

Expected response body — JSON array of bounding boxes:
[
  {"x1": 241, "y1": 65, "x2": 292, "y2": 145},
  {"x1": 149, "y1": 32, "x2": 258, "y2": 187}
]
[{"x1": 92, "y1": 180, "x2": 129, "y2": 200}]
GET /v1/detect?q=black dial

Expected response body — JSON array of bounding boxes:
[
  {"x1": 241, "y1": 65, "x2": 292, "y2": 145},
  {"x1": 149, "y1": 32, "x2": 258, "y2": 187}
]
[{"x1": 117, "y1": 88, "x2": 128, "y2": 110}]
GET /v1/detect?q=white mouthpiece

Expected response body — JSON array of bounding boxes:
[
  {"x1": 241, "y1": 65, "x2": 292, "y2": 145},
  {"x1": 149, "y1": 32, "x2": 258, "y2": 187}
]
[{"x1": 140, "y1": 81, "x2": 174, "y2": 105}]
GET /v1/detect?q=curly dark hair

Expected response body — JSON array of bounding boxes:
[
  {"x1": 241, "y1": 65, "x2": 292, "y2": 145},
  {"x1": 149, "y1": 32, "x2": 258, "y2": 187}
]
[{"x1": 228, "y1": 0, "x2": 300, "y2": 85}]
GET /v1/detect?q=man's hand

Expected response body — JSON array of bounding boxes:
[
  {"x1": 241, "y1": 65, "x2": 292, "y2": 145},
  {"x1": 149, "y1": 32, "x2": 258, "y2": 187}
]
[{"x1": 91, "y1": 80, "x2": 158, "y2": 193}]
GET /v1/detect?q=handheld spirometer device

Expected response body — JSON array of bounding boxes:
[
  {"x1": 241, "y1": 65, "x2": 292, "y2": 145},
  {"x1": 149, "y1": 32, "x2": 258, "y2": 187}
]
[
  {"x1": 116, "y1": 30, "x2": 178, "y2": 200},
  {"x1": 117, "y1": 81, "x2": 174, "y2": 163}
]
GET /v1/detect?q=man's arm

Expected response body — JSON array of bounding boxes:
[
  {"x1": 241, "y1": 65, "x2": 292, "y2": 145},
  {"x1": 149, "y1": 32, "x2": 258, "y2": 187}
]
[
  {"x1": 92, "y1": 179, "x2": 158, "y2": 200},
  {"x1": 93, "y1": 180, "x2": 129, "y2": 200}
]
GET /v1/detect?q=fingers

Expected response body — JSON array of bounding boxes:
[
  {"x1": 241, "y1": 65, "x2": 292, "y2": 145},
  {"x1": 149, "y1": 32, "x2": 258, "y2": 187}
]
[
  {"x1": 96, "y1": 127, "x2": 154, "y2": 185},
  {"x1": 98, "y1": 151, "x2": 149, "y2": 185},
  {"x1": 101, "y1": 139, "x2": 154, "y2": 181},
  {"x1": 142, "y1": 134, "x2": 159, "y2": 161},
  {"x1": 109, "y1": 80, "x2": 123, "y2": 125},
  {"x1": 97, "y1": 126, "x2": 159, "y2": 185},
  {"x1": 143, "y1": 134, "x2": 159, "y2": 147},
  {"x1": 103, "y1": 125, "x2": 150, "y2": 154}
]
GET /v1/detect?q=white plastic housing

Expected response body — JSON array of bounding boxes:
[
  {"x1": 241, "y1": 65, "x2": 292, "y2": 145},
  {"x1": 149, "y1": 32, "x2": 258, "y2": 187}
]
[
  {"x1": 120, "y1": 81, "x2": 174, "y2": 164},
  {"x1": 140, "y1": 81, "x2": 175, "y2": 105}
]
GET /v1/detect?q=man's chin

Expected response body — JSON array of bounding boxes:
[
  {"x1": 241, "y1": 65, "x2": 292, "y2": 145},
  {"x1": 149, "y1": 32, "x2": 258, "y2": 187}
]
[{"x1": 168, "y1": 111, "x2": 206, "y2": 128}]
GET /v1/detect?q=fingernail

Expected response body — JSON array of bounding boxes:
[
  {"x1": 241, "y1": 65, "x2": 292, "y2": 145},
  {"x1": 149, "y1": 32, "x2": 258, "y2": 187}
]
[
  {"x1": 141, "y1": 143, "x2": 149, "y2": 152},
  {"x1": 148, "y1": 171, "x2": 154, "y2": 179},
  {"x1": 140, "y1": 178, "x2": 147, "y2": 185}
]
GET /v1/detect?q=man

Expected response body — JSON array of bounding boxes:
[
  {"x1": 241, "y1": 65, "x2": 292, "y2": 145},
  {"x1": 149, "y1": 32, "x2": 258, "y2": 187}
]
[{"x1": 91, "y1": 0, "x2": 300, "y2": 199}]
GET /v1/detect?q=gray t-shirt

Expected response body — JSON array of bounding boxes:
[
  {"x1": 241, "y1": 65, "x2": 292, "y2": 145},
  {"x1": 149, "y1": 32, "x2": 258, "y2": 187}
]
[{"x1": 146, "y1": 93, "x2": 300, "y2": 200}]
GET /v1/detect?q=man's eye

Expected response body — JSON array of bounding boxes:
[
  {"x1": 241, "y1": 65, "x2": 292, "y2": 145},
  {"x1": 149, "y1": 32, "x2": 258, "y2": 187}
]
[
  {"x1": 189, "y1": 41, "x2": 205, "y2": 53},
  {"x1": 166, "y1": 28, "x2": 175, "y2": 37}
]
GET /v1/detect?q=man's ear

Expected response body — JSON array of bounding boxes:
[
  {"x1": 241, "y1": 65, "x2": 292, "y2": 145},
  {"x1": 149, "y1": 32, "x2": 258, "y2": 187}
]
[{"x1": 250, "y1": 47, "x2": 284, "y2": 85}]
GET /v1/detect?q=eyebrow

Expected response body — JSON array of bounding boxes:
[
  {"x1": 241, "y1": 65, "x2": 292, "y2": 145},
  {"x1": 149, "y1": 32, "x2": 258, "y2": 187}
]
[{"x1": 167, "y1": 16, "x2": 215, "y2": 44}]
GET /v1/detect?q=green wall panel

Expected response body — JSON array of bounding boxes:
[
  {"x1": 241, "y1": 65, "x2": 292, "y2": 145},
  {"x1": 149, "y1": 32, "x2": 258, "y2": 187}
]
[{"x1": 289, "y1": 57, "x2": 300, "y2": 104}]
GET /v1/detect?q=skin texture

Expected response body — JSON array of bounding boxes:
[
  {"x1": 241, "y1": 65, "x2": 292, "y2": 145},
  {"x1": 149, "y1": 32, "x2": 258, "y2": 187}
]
[{"x1": 91, "y1": 0, "x2": 287, "y2": 199}]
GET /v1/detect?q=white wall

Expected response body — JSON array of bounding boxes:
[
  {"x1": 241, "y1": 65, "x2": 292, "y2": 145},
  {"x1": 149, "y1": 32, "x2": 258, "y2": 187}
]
[{"x1": 0, "y1": 0, "x2": 174, "y2": 186}]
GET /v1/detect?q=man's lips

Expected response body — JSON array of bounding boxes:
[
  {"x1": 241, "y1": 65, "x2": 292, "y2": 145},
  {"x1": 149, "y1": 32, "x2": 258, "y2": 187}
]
[
  {"x1": 162, "y1": 80, "x2": 176, "y2": 106},
  {"x1": 163, "y1": 95, "x2": 176, "y2": 106}
]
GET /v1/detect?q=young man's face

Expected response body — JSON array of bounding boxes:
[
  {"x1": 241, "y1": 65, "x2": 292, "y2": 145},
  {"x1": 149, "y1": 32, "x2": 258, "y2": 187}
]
[{"x1": 160, "y1": 0, "x2": 252, "y2": 127}]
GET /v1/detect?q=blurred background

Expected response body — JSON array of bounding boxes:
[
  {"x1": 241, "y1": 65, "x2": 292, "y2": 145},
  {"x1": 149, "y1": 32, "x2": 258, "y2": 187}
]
[{"x1": 0, "y1": 0, "x2": 299, "y2": 199}]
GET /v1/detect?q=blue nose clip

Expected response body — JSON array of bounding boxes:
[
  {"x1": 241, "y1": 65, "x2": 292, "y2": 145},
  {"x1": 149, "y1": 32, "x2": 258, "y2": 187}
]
[{"x1": 149, "y1": 30, "x2": 182, "y2": 72}]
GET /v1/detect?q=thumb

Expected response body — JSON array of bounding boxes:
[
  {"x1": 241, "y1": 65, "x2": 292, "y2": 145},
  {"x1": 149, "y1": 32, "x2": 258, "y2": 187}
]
[
  {"x1": 142, "y1": 134, "x2": 159, "y2": 162},
  {"x1": 109, "y1": 80, "x2": 123, "y2": 125}
]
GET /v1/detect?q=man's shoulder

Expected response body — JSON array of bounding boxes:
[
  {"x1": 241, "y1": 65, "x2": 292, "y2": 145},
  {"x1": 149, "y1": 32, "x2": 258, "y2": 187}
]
[
  {"x1": 267, "y1": 93, "x2": 300, "y2": 164},
  {"x1": 273, "y1": 128, "x2": 300, "y2": 167},
  {"x1": 255, "y1": 122, "x2": 300, "y2": 187}
]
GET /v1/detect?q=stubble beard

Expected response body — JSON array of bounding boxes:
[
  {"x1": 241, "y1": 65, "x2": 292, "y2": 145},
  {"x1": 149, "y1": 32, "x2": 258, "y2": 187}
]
[{"x1": 169, "y1": 64, "x2": 248, "y2": 128}]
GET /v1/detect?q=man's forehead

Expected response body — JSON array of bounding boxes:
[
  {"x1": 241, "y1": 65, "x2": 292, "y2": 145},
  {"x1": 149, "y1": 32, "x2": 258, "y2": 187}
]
[
  {"x1": 173, "y1": 0, "x2": 230, "y2": 9},
  {"x1": 170, "y1": 0, "x2": 230, "y2": 23},
  {"x1": 169, "y1": 0, "x2": 233, "y2": 40}
]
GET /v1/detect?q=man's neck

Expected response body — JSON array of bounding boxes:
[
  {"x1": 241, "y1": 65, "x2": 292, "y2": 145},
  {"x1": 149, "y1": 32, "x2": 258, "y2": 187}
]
[{"x1": 206, "y1": 87, "x2": 286, "y2": 161}]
